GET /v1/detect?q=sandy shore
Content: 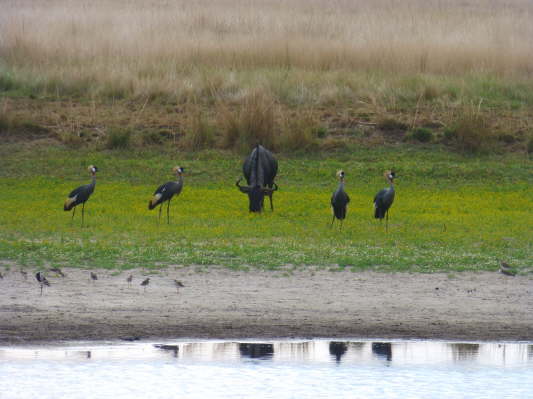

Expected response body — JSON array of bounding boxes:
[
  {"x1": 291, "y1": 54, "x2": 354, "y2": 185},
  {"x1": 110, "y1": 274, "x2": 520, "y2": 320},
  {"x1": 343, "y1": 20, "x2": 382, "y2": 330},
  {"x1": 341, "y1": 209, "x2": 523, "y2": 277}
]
[{"x1": 0, "y1": 267, "x2": 532, "y2": 344}]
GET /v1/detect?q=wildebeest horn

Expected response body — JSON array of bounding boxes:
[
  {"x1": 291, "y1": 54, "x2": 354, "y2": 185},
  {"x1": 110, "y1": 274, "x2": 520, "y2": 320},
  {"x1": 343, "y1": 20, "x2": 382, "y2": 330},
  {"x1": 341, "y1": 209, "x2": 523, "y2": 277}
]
[
  {"x1": 236, "y1": 178, "x2": 250, "y2": 193},
  {"x1": 262, "y1": 183, "x2": 278, "y2": 193}
]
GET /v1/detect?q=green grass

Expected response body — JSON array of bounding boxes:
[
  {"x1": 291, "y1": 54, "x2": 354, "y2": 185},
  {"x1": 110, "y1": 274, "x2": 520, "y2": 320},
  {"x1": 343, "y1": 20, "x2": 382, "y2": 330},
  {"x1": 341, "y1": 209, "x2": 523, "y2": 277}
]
[{"x1": 0, "y1": 144, "x2": 531, "y2": 273}]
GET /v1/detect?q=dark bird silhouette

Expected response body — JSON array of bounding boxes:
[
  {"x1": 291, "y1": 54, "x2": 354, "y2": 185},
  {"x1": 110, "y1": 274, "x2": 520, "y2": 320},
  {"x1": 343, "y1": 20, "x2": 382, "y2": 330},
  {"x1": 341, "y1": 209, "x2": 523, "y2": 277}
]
[
  {"x1": 35, "y1": 272, "x2": 50, "y2": 296},
  {"x1": 127, "y1": 274, "x2": 133, "y2": 287},
  {"x1": 331, "y1": 170, "x2": 350, "y2": 229},
  {"x1": 90, "y1": 272, "x2": 98, "y2": 282},
  {"x1": 141, "y1": 277, "x2": 150, "y2": 292},
  {"x1": 374, "y1": 170, "x2": 396, "y2": 231},
  {"x1": 499, "y1": 260, "x2": 517, "y2": 276},
  {"x1": 174, "y1": 279, "x2": 184, "y2": 294},
  {"x1": 0, "y1": 272, "x2": 3, "y2": 279},
  {"x1": 148, "y1": 166, "x2": 184, "y2": 224},
  {"x1": 50, "y1": 267, "x2": 65, "y2": 277},
  {"x1": 64, "y1": 165, "x2": 98, "y2": 227}
]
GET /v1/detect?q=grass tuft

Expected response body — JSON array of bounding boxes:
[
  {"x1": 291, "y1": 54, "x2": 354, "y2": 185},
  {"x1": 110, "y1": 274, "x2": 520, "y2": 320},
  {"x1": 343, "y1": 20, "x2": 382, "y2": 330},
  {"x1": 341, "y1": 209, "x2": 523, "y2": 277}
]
[{"x1": 106, "y1": 127, "x2": 133, "y2": 150}]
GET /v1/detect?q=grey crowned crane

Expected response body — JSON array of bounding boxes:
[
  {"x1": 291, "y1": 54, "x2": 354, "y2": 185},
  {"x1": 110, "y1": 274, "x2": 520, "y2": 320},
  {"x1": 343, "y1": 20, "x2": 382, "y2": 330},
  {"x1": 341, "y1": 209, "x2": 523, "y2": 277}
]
[
  {"x1": 373, "y1": 170, "x2": 396, "y2": 231},
  {"x1": 148, "y1": 166, "x2": 184, "y2": 224},
  {"x1": 331, "y1": 170, "x2": 350, "y2": 229},
  {"x1": 64, "y1": 165, "x2": 98, "y2": 227}
]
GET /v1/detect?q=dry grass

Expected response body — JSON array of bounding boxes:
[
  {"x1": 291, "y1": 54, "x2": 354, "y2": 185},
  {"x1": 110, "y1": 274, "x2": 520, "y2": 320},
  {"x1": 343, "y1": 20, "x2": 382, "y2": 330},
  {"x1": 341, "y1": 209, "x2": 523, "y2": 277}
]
[{"x1": 2, "y1": 0, "x2": 533, "y2": 102}]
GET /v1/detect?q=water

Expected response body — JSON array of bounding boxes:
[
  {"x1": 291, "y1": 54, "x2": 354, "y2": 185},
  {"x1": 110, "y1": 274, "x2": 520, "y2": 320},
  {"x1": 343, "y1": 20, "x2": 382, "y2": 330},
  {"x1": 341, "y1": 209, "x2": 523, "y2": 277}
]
[{"x1": 1, "y1": 339, "x2": 532, "y2": 399}]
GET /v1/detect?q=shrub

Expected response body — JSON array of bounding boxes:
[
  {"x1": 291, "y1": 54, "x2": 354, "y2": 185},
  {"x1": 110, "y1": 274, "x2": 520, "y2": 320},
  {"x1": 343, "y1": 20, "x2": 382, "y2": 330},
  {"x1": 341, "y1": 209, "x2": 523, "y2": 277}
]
[
  {"x1": 182, "y1": 107, "x2": 215, "y2": 151},
  {"x1": 453, "y1": 110, "x2": 492, "y2": 153},
  {"x1": 279, "y1": 112, "x2": 318, "y2": 152},
  {"x1": 527, "y1": 136, "x2": 533, "y2": 154},
  {"x1": 377, "y1": 117, "x2": 408, "y2": 132},
  {"x1": 219, "y1": 89, "x2": 277, "y2": 152},
  {"x1": 443, "y1": 127, "x2": 457, "y2": 141},
  {"x1": 411, "y1": 127, "x2": 433, "y2": 143},
  {"x1": 106, "y1": 127, "x2": 132, "y2": 149}
]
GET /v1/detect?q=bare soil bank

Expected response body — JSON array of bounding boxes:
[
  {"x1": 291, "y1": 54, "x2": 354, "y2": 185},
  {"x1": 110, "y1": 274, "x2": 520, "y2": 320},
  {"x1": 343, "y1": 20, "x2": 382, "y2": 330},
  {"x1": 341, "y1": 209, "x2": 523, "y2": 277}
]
[{"x1": 0, "y1": 268, "x2": 532, "y2": 344}]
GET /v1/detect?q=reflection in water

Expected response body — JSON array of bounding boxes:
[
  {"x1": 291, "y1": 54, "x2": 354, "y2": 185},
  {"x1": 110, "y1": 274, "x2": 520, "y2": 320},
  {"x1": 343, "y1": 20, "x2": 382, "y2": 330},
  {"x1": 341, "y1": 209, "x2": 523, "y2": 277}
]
[
  {"x1": 1, "y1": 340, "x2": 532, "y2": 399},
  {"x1": 329, "y1": 342, "x2": 348, "y2": 363},
  {"x1": 239, "y1": 343, "x2": 274, "y2": 359},
  {"x1": 372, "y1": 342, "x2": 392, "y2": 361},
  {"x1": 0, "y1": 340, "x2": 532, "y2": 367},
  {"x1": 154, "y1": 344, "x2": 179, "y2": 357},
  {"x1": 449, "y1": 343, "x2": 479, "y2": 362}
]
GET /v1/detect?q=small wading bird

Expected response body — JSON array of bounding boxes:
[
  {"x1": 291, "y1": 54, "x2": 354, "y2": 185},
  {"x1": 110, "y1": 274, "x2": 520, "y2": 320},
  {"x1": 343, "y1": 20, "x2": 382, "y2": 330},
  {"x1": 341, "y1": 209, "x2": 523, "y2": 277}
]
[
  {"x1": 64, "y1": 165, "x2": 98, "y2": 227},
  {"x1": 331, "y1": 170, "x2": 350, "y2": 229},
  {"x1": 374, "y1": 170, "x2": 396, "y2": 231},
  {"x1": 174, "y1": 279, "x2": 184, "y2": 294},
  {"x1": 499, "y1": 260, "x2": 517, "y2": 276},
  {"x1": 35, "y1": 272, "x2": 50, "y2": 296},
  {"x1": 148, "y1": 166, "x2": 185, "y2": 224},
  {"x1": 50, "y1": 267, "x2": 65, "y2": 277},
  {"x1": 127, "y1": 274, "x2": 133, "y2": 287},
  {"x1": 141, "y1": 277, "x2": 150, "y2": 292},
  {"x1": 90, "y1": 272, "x2": 98, "y2": 282}
]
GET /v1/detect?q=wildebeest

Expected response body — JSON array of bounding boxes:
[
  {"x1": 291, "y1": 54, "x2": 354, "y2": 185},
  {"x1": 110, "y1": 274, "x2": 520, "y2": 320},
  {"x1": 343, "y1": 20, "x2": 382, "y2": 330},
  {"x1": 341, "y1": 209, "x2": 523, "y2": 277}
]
[{"x1": 236, "y1": 144, "x2": 278, "y2": 212}]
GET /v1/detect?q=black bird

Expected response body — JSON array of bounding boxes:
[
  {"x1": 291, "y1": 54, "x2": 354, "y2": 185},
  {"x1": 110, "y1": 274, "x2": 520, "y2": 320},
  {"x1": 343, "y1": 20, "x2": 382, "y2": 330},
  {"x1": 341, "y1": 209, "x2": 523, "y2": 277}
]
[
  {"x1": 0, "y1": 271, "x2": 3, "y2": 279},
  {"x1": 35, "y1": 272, "x2": 50, "y2": 296},
  {"x1": 50, "y1": 267, "x2": 65, "y2": 277},
  {"x1": 127, "y1": 274, "x2": 133, "y2": 287},
  {"x1": 331, "y1": 170, "x2": 350, "y2": 229},
  {"x1": 141, "y1": 277, "x2": 150, "y2": 292},
  {"x1": 374, "y1": 170, "x2": 396, "y2": 231},
  {"x1": 64, "y1": 165, "x2": 98, "y2": 227},
  {"x1": 90, "y1": 272, "x2": 98, "y2": 282},
  {"x1": 499, "y1": 260, "x2": 517, "y2": 276},
  {"x1": 174, "y1": 279, "x2": 184, "y2": 294},
  {"x1": 148, "y1": 166, "x2": 184, "y2": 224}
]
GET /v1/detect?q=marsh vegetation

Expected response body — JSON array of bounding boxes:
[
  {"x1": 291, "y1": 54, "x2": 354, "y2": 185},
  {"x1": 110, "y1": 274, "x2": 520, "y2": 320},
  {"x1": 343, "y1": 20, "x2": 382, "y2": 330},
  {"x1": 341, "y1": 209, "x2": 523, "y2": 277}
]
[{"x1": 0, "y1": 1, "x2": 531, "y2": 273}]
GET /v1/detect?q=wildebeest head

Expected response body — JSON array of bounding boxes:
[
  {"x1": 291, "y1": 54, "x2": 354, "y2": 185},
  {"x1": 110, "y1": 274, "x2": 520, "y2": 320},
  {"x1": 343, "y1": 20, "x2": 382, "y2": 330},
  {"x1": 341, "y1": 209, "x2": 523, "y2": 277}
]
[{"x1": 236, "y1": 179, "x2": 278, "y2": 212}]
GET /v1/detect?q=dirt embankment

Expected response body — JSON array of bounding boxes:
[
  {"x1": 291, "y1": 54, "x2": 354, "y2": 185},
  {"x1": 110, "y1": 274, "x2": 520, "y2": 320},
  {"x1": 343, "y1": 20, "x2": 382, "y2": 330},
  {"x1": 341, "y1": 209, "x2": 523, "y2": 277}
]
[{"x1": 0, "y1": 267, "x2": 532, "y2": 344}]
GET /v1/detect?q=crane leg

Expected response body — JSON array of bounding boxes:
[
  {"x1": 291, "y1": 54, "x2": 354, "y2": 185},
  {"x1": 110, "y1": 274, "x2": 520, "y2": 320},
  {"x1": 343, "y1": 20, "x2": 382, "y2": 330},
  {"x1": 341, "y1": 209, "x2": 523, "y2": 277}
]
[
  {"x1": 385, "y1": 211, "x2": 389, "y2": 232},
  {"x1": 331, "y1": 214, "x2": 335, "y2": 227},
  {"x1": 158, "y1": 203, "x2": 162, "y2": 224},
  {"x1": 40, "y1": 284, "x2": 43, "y2": 296},
  {"x1": 81, "y1": 203, "x2": 85, "y2": 227},
  {"x1": 340, "y1": 219, "x2": 343, "y2": 231},
  {"x1": 269, "y1": 193, "x2": 274, "y2": 211},
  {"x1": 71, "y1": 206, "x2": 76, "y2": 222},
  {"x1": 167, "y1": 199, "x2": 171, "y2": 225}
]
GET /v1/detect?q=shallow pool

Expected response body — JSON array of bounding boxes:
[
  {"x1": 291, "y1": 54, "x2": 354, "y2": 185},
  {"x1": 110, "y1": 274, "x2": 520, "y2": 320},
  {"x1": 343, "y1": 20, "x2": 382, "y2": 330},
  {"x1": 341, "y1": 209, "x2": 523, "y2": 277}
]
[{"x1": 1, "y1": 339, "x2": 532, "y2": 398}]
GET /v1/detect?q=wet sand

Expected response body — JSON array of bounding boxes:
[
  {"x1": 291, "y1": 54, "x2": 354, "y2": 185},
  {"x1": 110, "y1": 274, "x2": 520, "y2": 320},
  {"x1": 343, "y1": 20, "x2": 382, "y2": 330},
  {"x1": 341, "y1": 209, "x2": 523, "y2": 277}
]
[{"x1": 0, "y1": 267, "x2": 532, "y2": 344}]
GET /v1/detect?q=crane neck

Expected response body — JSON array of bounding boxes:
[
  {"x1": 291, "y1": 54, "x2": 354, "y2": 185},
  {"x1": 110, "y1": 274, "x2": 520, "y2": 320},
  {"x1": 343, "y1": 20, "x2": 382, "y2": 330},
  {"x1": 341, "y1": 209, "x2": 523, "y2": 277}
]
[
  {"x1": 91, "y1": 174, "x2": 96, "y2": 185},
  {"x1": 175, "y1": 173, "x2": 183, "y2": 183}
]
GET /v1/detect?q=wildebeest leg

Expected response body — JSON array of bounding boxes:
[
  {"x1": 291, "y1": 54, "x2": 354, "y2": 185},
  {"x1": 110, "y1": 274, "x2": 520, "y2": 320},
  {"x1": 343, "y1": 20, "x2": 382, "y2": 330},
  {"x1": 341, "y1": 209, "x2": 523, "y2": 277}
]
[{"x1": 167, "y1": 199, "x2": 171, "y2": 225}]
